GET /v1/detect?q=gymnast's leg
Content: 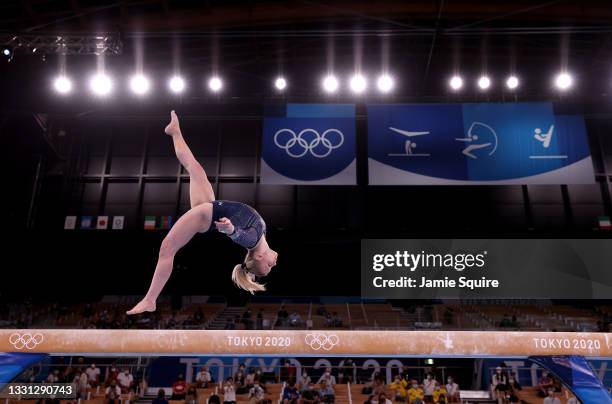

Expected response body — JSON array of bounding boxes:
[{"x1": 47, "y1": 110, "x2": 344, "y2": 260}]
[
  {"x1": 126, "y1": 202, "x2": 213, "y2": 315},
  {"x1": 165, "y1": 110, "x2": 215, "y2": 207}
]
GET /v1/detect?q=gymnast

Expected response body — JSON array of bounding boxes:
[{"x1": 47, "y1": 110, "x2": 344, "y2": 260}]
[{"x1": 127, "y1": 111, "x2": 278, "y2": 315}]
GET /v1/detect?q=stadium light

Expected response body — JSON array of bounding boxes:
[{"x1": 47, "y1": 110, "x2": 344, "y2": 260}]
[
  {"x1": 208, "y1": 76, "x2": 223, "y2": 92},
  {"x1": 449, "y1": 75, "x2": 463, "y2": 91},
  {"x1": 53, "y1": 76, "x2": 72, "y2": 94},
  {"x1": 506, "y1": 75, "x2": 519, "y2": 90},
  {"x1": 274, "y1": 77, "x2": 287, "y2": 91},
  {"x1": 90, "y1": 73, "x2": 112, "y2": 96},
  {"x1": 130, "y1": 74, "x2": 150, "y2": 95},
  {"x1": 477, "y1": 75, "x2": 491, "y2": 90},
  {"x1": 168, "y1": 76, "x2": 186, "y2": 94},
  {"x1": 322, "y1": 75, "x2": 339, "y2": 93},
  {"x1": 555, "y1": 72, "x2": 573, "y2": 91},
  {"x1": 2, "y1": 48, "x2": 10, "y2": 57},
  {"x1": 350, "y1": 74, "x2": 367, "y2": 94},
  {"x1": 377, "y1": 74, "x2": 394, "y2": 93}
]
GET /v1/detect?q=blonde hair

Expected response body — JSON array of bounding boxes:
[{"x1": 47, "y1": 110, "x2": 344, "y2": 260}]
[{"x1": 232, "y1": 263, "x2": 266, "y2": 294}]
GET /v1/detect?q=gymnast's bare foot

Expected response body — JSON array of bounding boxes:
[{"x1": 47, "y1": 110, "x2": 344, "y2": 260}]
[
  {"x1": 164, "y1": 110, "x2": 180, "y2": 136},
  {"x1": 126, "y1": 299, "x2": 156, "y2": 315}
]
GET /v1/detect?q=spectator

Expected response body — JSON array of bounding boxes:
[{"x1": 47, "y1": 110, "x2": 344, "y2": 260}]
[
  {"x1": 564, "y1": 388, "x2": 578, "y2": 404},
  {"x1": 105, "y1": 379, "x2": 122, "y2": 404},
  {"x1": 422, "y1": 373, "x2": 436, "y2": 401},
  {"x1": 317, "y1": 368, "x2": 337, "y2": 385},
  {"x1": 225, "y1": 318, "x2": 236, "y2": 330},
  {"x1": 276, "y1": 306, "x2": 289, "y2": 327},
  {"x1": 46, "y1": 369, "x2": 60, "y2": 383},
  {"x1": 106, "y1": 365, "x2": 120, "y2": 384},
  {"x1": 257, "y1": 309, "x2": 264, "y2": 329},
  {"x1": 152, "y1": 389, "x2": 169, "y2": 404},
  {"x1": 389, "y1": 375, "x2": 408, "y2": 401},
  {"x1": 248, "y1": 380, "x2": 266, "y2": 404},
  {"x1": 185, "y1": 386, "x2": 198, "y2": 404},
  {"x1": 543, "y1": 389, "x2": 561, "y2": 404},
  {"x1": 86, "y1": 363, "x2": 100, "y2": 387},
  {"x1": 223, "y1": 378, "x2": 237, "y2": 404},
  {"x1": 209, "y1": 393, "x2": 221, "y2": 404},
  {"x1": 299, "y1": 369, "x2": 312, "y2": 392},
  {"x1": 77, "y1": 369, "x2": 89, "y2": 399},
  {"x1": 406, "y1": 381, "x2": 424, "y2": 404},
  {"x1": 537, "y1": 371, "x2": 554, "y2": 397},
  {"x1": 316, "y1": 304, "x2": 328, "y2": 316},
  {"x1": 194, "y1": 307, "x2": 205, "y2": 324},
  {"x1": 288, "y1": 312, "x2": 302, "y2": 327},
  {"x1": 339, "y1": 359, "x2": 354, "y2": 384},
  {"x1": 318, "y1": 380, "x2": 335, "y2": 404},
  {"x1": 117, "y1": 368, "x2": 133, "y2": 393},
  {"x1": 432, "y1": 384, "x2": 447, "y2": 403},
  {"x1": 444, "y1": 376, "x2": 460, "y2": 403},
  {"x1": 235, "y1": 364, "x2": 247, "y2": 390},
  {"x1": 507, "y1": 374, "x2": 522, "y2": 403},
  {"x1": 171, "y1": 374, "x2": 187, "y2": 400},
  {"x1": 196, "y1": 366, "x2": 212, "y2": 388},
  {"x1": 245, "y1": 368, "x2": 257, "y2": 388},
  {"x1": 281, "y1": 360, "x2": 297, "y2": 384},
  {"x1": 491, "y1": 367, "x2": 508, "y2": 403},
  {"x1": 282, "y1": 381, "x2": 300, "y2": 404},
  {"x1": 302, "y1": 382, "x2": 320, "y2": 404},
  {"x1": 364, "y1": 395, "x2": 375, "y2": 404},
  {"x1": 377, "y1": 392, "x2": 392, "y2": 404}
]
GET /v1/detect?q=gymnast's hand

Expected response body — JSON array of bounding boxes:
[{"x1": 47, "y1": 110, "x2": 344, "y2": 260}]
[{"x1": 215, "y1": 217, "x2": 235, "y2": 235}]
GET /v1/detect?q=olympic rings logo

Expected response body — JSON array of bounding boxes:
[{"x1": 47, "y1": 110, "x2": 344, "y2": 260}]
[
  {"x1": 273, "y1": 128, "x2": 344, "y2": 158},
  {"x1": 9, "y1": 333, "x2": 44, "y2": 350},
  {"x1": 304, "y1": 333, "x2": 339, "y2": 351}
]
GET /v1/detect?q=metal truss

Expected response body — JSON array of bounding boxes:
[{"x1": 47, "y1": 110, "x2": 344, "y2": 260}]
[{"x1": 0, "y1": 33, "x2": 122, "y2": 56}]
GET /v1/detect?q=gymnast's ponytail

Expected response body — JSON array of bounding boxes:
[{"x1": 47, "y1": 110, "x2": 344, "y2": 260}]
[{"x1": 232, "y1": 263, "x2": 266, "y2": 294}]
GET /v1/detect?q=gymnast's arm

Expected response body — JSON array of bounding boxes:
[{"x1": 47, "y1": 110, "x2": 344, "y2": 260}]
[{"x1": 214, "y1": 217, "x2": 258, "y2": 243}]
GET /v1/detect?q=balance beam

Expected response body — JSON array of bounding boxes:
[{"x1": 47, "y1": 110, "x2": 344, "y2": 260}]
[{"x1": 2, "y1": 330, "x2": 611, "y2": 357}]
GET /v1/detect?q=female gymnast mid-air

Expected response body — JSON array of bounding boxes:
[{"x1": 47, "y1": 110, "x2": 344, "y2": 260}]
[{"x1": 127, "y1": 110, "x2": 278, "y2": 315}]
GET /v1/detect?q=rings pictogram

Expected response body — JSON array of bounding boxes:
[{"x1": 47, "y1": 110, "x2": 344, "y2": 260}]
[
  {"x1": 9, "y1": 333, "x2": 44, "y2": 350},
  {"x1": 305, "y1": 333, "x2": 339, "y2": 351},
  {"x1": 274, "y1": 128, "x2": 344, "y2": 158}
]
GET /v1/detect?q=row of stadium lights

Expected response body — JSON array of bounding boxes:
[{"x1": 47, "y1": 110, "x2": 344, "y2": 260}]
[{"x1": 50, "y1": 72, "x2": 576, "y2": 96}]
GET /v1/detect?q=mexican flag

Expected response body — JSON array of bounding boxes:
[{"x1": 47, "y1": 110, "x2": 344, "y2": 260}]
[
  {"x1": 144, "y1": 216, "x2": 156, "y2": 230},
  {"x1": 598, "y1": 216, "x2": 611, "y2": 230}
]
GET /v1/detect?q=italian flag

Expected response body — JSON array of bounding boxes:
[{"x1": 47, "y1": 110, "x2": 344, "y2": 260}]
[
  {"x1": 598, "y1": 216, "x2": 611, "y2": 230},
  {"x1": 144, "y1": 216, "x2": 156, "y2": 230}
]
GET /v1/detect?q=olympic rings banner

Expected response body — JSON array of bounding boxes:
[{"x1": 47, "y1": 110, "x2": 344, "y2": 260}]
[
  {"x1": 261, "y1": 104, "x2": 356, "y2": 184},
  {"x1": 367, "y1": 103, "x2": 595, "y2": 184}
]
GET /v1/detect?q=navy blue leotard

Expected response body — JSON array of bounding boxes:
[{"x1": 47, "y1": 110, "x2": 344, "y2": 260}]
[{"x1": 207, "y1": 200, "x2": 266, "y2": 249}]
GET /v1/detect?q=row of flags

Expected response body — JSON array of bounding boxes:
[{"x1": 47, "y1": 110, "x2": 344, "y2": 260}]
[{"x1": 64, "y1": 215, "x2": 173, "y2": 230}]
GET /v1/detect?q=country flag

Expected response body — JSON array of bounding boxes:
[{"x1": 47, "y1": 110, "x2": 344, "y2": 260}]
[
  {"x1": 144, "y1": 216, "x2": 156, "y2": 230},
  {"x1": 96, "y1": 216, "x2": 109, "y2": 230},
  {"x1": 80, "y1": 216, "x2": 93, "y2": 229},
  {"x1": 112, "y1": 216, "x2": 125, "y2": 230},
  {"x1": 159, "y1": 216, "x2": 173, "y2": 229},
  {"x1": 598, "y1": 216, "x2": 611, "y2": 230},
  {"x1": 64, "y1": 216, "x2": 77, "y2": 230}
]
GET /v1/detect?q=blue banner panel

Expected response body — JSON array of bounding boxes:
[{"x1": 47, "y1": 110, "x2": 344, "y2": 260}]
[
  {"x1": 0, "y1": 353, "x2": 47, "y2": 383},
  {"x1": 262, "y1": 104, "x2": 356, "y2": 184},
  {"x1": 368, "y1": 103, "x2": 595, "y2": 185}
]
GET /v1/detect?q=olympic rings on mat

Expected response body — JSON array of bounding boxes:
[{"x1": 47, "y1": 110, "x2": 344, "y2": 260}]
[
  {"x1": 304, "y1": 332, "x2": 339, "y2": 350},
  {"x1": 9, "y1": 333, "x2": 44, "y2": 350}
]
